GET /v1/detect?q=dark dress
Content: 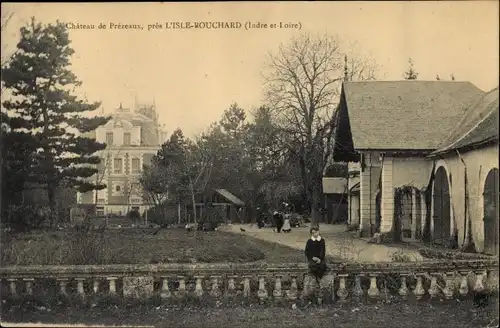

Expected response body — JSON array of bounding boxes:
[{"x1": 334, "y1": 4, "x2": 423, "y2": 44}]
[
  {"x1": 273, "y1": 212, "x2": 284, "y2": 232},
  {"x1": 305, "y1": 237, "x2": 328, "y2": 282}
]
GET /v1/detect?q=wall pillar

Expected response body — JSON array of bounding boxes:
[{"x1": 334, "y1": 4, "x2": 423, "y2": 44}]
[
  {"x1": 411, "y1": 188, "x2": 417, "y2": 239},
  {"x1": 421, "y1": 193, "x2": 426, "y2": 240},
  {"x1": 348, "y1": 193, "x2": 352, "y2": 225},
  {"x1": 359, "y1": 167, "x2": 372, "y2": 236},
  {"x1": 380, "y1": 157, "x2": 394, "y2": 233},
  {"x1": 351, "y1": 195, "x2": 360, "y2": 226}
]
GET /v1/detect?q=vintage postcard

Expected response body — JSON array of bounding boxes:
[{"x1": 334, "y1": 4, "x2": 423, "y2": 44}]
[{"x1": 1, "y1": 2, "x2": 498, "y2": 328}]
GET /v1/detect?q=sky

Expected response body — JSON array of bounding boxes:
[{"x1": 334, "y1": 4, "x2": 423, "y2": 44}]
[{"x1": 1, "y1": 2, "x2": 499, "y2": 137}]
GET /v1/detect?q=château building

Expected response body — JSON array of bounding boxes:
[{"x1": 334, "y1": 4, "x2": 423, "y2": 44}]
[{"x1": 77, "y1": 103, "x2": 167, "y2": 217}]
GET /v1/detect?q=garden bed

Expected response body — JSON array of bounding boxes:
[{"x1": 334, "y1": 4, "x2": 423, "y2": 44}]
[
  {"x1": 418, "y1": 247, "x2": 494, "y2": 261},
  {"x1": 0, "y1": 228, "x2": 316, "y2": 266}
]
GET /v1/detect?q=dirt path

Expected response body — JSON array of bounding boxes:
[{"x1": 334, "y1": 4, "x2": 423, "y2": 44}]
[{"x1": 224, "y1": 223, "x2": 423, "y2": 262}]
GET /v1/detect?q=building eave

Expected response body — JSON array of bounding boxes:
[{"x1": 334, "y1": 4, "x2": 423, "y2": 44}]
[{"x1": 428, "y1": 137, "x2": 498, "y2": 158}]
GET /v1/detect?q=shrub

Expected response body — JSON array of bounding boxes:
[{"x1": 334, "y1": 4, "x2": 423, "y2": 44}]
[
  {"x1": 2, "y1": 205, "x2": 47, "y2": 232},
  {"x1": 1, "y1": 221, "x2": 113, "y2": 266},
  {"x1": 198, "y1": 206, "x2": 225, "y2": 231},
  {"x1": 146, "y1": 204, "x2": 181, "y2": 227},
  {"x1": 127, "y1": 209, "x2": 141, "y2": 219},
  {"x1": 66, "y1": 221, "x2": 112, "y2": 265},
  {"x1": 418, "y1": 248, "x2": 491, "y2": 260},
  {"x1": 390, "y1": 249, "x2": 414, "y2": 262},
  {"x1": 346, "y1": 223, "x2": 359, "y2": 232}
]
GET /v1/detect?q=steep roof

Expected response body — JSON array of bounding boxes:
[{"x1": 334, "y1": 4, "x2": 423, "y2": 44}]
[
  {"x1": 340, "y1": 81, "x2": 484, "y2": 150},
  {"x1": 215, "y1": 189, "x2": 245, "y2": 206},
  {"x1": 432, "y1": 87, "x2": 499, "y2": 155}
]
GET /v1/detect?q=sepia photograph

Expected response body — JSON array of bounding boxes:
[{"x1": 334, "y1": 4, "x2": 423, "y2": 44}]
[{"x1": 0, "y1": 2, "x2": 498, "y2": 327}]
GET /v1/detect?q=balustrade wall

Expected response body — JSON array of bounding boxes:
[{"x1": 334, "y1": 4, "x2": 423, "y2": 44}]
[{"x1": 1, "y1": 260, "x2": 498, "y2": 304}]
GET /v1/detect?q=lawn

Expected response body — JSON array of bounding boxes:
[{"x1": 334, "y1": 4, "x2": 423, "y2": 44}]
[
  {"x1": 1, "y1": 297, "x2": 498, "y2": 328},
  {"x1": 0, "y1": 227, "x2": 330, "y2": 265}
]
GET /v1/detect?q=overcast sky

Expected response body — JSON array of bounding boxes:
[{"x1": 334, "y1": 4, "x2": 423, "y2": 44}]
[{"x1": 2, "y1": 2, "x2": 498, "y2": 137}]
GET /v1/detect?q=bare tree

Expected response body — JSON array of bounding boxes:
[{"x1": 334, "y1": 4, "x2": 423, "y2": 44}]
[
  {"x1": 183, "y1": 137, "x2": 213, "y2": 225},
  {"x1": 1, "y1": 9, "x2": 15, "y2": 69},
  {"x1": 92, "y1": 147, "x2": 122, "y2": 215},
  {"x1": 262, "y1": 33, "x2": 377, "y2": 226}
]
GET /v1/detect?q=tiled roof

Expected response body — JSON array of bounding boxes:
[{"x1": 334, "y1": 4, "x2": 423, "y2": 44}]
[
  {"x1": 215, "y1": 189, "x2": 245, "y2": 206},
  {"x1": 342, "y1": 81, "x2": 485, "y2": 150},
  {"x1": 432, "y1": 87, "x2": 499, "y2": 154}
]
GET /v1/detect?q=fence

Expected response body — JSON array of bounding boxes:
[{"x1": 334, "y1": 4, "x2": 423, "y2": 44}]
[{"x1": 1, "y1": 259, "x2": 498, "y2": 304}]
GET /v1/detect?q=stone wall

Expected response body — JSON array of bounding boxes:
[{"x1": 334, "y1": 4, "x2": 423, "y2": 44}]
[
  {"x1": 1, "y1": 260, "x2": 497, "y2": 305},
  {"x1": 433, "y1": 145, "x2": 498, "y2": 252}
]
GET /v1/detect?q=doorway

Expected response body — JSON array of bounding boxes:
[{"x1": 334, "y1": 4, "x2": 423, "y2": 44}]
[{"x1": 432, "y1": 166, "x2": 451, "y2": 245}]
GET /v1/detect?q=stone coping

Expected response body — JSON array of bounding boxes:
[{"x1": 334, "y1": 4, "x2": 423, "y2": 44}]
[{"x1": 0, "y1": 259, "x2": 497, "y2": 279}]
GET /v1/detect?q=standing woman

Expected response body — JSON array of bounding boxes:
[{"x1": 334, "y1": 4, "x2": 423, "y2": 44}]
[{"x1": 282, "y1": 213, "x2": 291, "y2": 233}]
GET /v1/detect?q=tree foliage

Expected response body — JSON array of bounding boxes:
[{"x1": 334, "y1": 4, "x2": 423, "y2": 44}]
[
  {"x1": 1, "y1": 18, "x2": 110, "y2": 225},
  {"x1": 141, "y1": 128, "x2": 212, "y2": 224},
  {"x1": 404, "y1": 57, "x2": 418, "y2": 80}
]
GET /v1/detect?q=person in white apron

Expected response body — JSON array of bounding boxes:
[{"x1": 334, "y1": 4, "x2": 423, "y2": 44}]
[{"x1": 282, "y1": 214, "x2": 291, "y2": 233}]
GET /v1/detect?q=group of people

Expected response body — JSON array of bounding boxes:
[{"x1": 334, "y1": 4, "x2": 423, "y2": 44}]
[{"x1": 272, "y1": 211, "x2": 291, "y2": 233}]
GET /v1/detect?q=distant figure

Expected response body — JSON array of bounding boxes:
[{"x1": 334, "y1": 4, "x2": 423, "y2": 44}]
[
  {"x1": 282, "y1": 215, "x2": 291, "y2": 233},
  {"x1": 240, "y1": 227, "x2": 246, "y2": 232},
  {"x1": 305, "y1": 226, "x2": 328, "y2": 284},
  {"x1": 273, "y1": 211, "x2": 284, "y2": 233},
  {"x1": 257, "y1": 215, "x2": 265, "y2": 229}
]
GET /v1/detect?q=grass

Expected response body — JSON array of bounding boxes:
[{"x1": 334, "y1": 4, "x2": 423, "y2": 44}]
[
  {"x1": 1, "y1": 296, "x2": 498, "y2": 328},
  {"x1": 1, "y1": 227, "x2": 330, "y2": 265}
]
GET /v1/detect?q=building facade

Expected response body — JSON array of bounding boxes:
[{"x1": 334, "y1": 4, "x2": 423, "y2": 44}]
[
  {"x1": 334, "y1": 81, "x2": 499, "y2": 254},
  {"x1": 77, "y1": 103, "x2": 167, "y2": 217}
]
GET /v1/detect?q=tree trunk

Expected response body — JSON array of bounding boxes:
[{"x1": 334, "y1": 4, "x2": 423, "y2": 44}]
[
  {"x1": 309, "y1": 178, "x2": 322, "y2": 227},
  {"x1": 177, "y1": 202, "x2": 181, "y2": 225},
  {"x1": 162, "y1": 203, "x2": 168, "y2": 226},
  {"x1": 47, "y1": 183, "x2": 56, "y2": 229},
  {"x1": 94, "y1": 174, "x2": 99, "y2": 216},
  {"x1": 190, "y1": 185, "x2": 197, "y2": 224}
]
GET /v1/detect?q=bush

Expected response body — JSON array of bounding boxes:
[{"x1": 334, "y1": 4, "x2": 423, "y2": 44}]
[
  {"x1": 390, "y1": 249, "x2": 414, "y2": 262},
  {"x1": 198, "y1": 206, "x2": 225, "y2": 231},
  {"x1": 67, "y1": 221, "x2": 112, "y2": 265},
  {"x1": 146, "y1": 204, "x2": 181, "y2": 227},
  {"x1": 346, "y1": 223, "x2": 359, "y2": 232},
  {"x1": 1, "y1": 220, "x2": 112, "y2": 266},
  {"x1": 418, "y1": 248, "x2": 492, "y2": 260},
  {"x1": 127, "y1": 209, "x2": 141, "y2": 221},
  {"x1": 2, "y1": 205, "x2": 48, "y2": 232}
]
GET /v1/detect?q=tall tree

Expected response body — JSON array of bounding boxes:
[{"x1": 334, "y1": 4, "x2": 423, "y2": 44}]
[
  {"x1": 142, "y1": 128, "x2": 213, "y2": 224},
  {"x1": 262, "y1": 33, "x2": 377, "y2": 226},
  {"x1": 404, "y1": 58, "x2": 418, "y2": 80},
  {"x1": 1, "y1": 18, "x2": 110, "y2": 226},
  {"x1": 202, "y1": 103, "x2": 250, "y2": 196}
]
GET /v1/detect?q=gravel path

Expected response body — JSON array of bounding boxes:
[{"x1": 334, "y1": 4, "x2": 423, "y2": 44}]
[{"x1": 224, "y1": 223, "x2": 423, "y2": 262}]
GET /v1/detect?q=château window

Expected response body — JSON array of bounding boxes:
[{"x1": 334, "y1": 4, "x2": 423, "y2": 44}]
[
  {"x1": 131, "y1": 158, "x2": 140, "y2": 174},
  {"x1": 123, "y1": 132, "x2": 131, "y2": 146},
  {"x1": 106, "y1": 132, "x2": 114, "y2": 145},
  {"x1": 113, "y1": 158, "x2": 123, "y2": 174}
]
